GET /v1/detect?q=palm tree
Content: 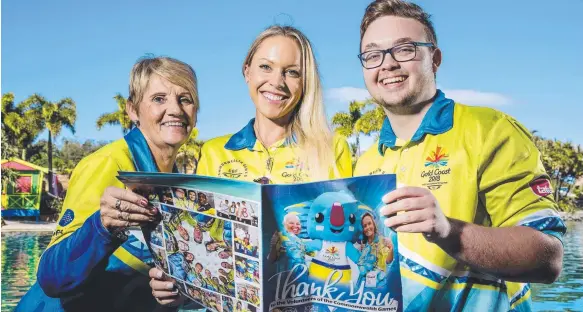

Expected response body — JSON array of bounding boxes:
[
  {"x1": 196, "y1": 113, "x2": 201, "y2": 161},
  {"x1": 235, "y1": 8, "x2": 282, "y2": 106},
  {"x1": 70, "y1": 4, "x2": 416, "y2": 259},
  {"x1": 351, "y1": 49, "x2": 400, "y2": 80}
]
[
  {"x1": 553, "y1": 142, "x2": 583, "y2": 201},
  {"x1": 1, "y1": 93, "x2": 43, "y2": 160},
  {"x1": 532, "y1": 130, "x2": 583, "y2": 206},
  {"x1": 356, "y1": 104, "x2": 385, "y2": 139},
  {"x1": 23, "y1": 94, "x2": 76, "y2": 194},
  {"x1": 331, "y1": 99, "x2": 386, "y2": 157},
  {"x1": 176, "y1": 129, "x2": 205, "y2": 174},
  {"x1": 331, "y1": 101, "x2": 366, "y2": 157},
  {"x1": 96, "y1": 93, "x2": 133, "y2": 134},
  {"x1": 564, "y1": 144, "x2": 583, "y2": 198}
]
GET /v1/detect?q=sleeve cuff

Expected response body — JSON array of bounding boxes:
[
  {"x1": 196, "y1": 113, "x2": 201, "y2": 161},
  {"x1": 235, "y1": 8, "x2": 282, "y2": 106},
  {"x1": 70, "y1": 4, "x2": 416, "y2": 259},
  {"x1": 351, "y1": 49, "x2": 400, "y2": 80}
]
[
  {"x1": 542, "y1": 230, "x2": 564, "y2": 245},
  {"x1": 519, "y1": 216, "x2": 567, "y2": 236},
  {"x1": 90, "y1": 210, "x2": 119, "y2": 244}
]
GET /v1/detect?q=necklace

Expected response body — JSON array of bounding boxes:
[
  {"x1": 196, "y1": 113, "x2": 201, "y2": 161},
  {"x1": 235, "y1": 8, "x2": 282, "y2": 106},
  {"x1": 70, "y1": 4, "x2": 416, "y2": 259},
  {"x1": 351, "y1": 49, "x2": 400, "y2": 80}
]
[
  {"x1": 253, "y1": 122, "x2": 275, "y2": 174},
  {"x1": 253, "y1": 122, "x2": 270, "y2": 149}
]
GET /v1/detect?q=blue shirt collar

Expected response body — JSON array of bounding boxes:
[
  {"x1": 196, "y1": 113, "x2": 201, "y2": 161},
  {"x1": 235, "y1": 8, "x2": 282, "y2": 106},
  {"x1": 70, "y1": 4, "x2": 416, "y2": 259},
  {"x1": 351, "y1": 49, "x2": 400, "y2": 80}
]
[
  {"x1": 225, "y1": 118, "x2": 295, "y2": 151},
  {"x1": 378, "y1": 89, "x2": 454, "y2": 155},
  {"x1": 124, "y1": 127, "x2": 178, "y2": 172},
  {"x1": 225, "y1": 119, "x2": 258, "y2": 151}
]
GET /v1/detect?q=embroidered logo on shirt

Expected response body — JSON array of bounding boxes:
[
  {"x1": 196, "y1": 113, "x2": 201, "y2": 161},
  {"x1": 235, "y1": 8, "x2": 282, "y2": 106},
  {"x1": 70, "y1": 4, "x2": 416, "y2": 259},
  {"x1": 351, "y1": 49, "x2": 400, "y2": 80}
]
[
  {"x1": 530, "y1": 178, "x2": 553, "y2": 197},
  {"x1": 281, "y1": 158, "x2": 308, "y2": 182},
  {"x1": 425, "y1": 145, "x2": 449, "y2": 168},
  {"x1": 58, "y1": 209, "x2": 75, "y2": 227},
  {"x1": 218, "y1": 159, "x2": 248, "y2": 179},
  {"x1": 421, "y1": 146, "x2": 451, "y2": 190}
]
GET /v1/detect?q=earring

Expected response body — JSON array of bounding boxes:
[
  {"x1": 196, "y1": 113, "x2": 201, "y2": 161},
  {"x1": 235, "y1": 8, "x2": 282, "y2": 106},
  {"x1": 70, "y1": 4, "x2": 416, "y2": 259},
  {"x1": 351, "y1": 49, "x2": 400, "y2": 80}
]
[{"x1": 134, "y1": 120, "x2": 140, "y2": 127}]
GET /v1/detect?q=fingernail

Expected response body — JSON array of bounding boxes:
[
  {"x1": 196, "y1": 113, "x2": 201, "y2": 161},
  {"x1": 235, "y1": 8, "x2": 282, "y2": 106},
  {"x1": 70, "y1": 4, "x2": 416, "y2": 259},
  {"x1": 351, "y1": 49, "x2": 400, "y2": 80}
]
[
  {"x1": 157, "y1": 271, "x2": 163, "y2": 279},
  {"x1": 139, "y1": 199, "x2": 148, "y2": 207},
  {"x1": 167, "y1": 282, "x2": 174, "y2": 290}
]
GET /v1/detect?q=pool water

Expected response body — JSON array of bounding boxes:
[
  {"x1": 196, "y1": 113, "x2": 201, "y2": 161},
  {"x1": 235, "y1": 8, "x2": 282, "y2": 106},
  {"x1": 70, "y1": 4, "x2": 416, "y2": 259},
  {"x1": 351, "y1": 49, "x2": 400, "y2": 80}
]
[
  {"x1": 1, "y1": 232, "x2": 51, "y2": 310},
  {"x1": 1, "y1": 222, "x2": 582, "y2": 311}
]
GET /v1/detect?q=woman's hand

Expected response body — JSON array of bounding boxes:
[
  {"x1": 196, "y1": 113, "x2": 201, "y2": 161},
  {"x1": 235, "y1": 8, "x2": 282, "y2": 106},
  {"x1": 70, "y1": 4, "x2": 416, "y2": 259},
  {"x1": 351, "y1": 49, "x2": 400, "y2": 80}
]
[
  {"x1": 149, "y1": 267, "x2": 185, "y2": 307},
  {"x1": 100, "y1": 186, "x2": 158, "y2": 233}
]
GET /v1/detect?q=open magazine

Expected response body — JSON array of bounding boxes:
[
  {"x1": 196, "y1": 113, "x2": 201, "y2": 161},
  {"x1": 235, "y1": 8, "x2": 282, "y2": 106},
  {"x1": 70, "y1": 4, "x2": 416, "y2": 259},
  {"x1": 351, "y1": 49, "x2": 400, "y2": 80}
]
[{"x1": 118, "y1": 172, "x2": 402, "y2": 312}]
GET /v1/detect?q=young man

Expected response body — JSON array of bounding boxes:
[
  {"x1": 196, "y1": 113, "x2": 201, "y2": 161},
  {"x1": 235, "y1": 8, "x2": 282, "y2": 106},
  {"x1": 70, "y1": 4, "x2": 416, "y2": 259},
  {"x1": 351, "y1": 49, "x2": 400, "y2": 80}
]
[{"x1": 354, "y1": 1, "x2": 566, "y2": 311}]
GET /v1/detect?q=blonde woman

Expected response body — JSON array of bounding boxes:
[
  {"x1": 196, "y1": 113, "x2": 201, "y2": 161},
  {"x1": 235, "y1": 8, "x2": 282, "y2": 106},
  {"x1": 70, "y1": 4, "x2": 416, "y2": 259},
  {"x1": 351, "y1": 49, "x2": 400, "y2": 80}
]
[
  {"x1": 196, "y1": 25, "x2": 352, "y2": 184},
  {"x1": 148, "y1": 25, "x2": 353, "y2": 309}
]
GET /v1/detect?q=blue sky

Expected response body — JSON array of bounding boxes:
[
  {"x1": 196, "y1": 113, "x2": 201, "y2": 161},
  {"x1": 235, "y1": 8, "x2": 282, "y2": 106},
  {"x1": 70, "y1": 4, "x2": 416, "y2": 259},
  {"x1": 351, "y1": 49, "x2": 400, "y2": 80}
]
[{"x1": 3, "y1": 0, "x2": 583, "y2": 151}]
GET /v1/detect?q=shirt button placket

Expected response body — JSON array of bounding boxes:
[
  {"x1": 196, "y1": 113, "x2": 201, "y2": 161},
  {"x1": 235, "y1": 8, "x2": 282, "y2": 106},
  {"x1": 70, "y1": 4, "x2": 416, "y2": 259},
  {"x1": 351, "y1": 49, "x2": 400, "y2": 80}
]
[{"x1": 397, "y1": 145, "x2": 409, "y2": 180}]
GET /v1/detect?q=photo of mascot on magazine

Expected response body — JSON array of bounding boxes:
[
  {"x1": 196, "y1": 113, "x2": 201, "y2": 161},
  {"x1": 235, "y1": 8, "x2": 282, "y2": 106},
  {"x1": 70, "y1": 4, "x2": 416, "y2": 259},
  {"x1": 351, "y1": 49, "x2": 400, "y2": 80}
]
[{"x1": 262, "y1": 175, "x2": 402, "y2": 312}]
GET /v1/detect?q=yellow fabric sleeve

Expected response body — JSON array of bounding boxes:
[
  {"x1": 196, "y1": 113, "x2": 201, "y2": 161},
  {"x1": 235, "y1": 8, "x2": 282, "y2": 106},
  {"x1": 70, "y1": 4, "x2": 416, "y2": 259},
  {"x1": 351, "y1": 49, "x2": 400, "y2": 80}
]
[
  {"x1": 49, "y1": 153, "x2": 127, "y2": 247},
  {"x1": 477, "y1": 115, "x2": 559, "y2": 228}
]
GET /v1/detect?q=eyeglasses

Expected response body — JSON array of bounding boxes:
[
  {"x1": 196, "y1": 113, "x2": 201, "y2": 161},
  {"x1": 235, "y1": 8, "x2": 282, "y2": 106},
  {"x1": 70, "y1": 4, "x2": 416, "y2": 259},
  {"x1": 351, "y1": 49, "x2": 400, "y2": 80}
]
[{"x1": 358, "y1": 42, "x2": 435, "y2": 69}]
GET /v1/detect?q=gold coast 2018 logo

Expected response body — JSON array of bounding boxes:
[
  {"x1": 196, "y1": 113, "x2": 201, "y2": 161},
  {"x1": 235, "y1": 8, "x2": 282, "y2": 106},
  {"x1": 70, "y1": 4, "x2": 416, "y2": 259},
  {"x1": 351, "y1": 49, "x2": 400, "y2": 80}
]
[
  {"x1": 281, "y1": 158, "x2": 308, "y2": 182},
  {"x1": 218, "y1": 159, "x2": 248, "y2": 179},
  {"x1": 323, "y1": 245, "x2": 341, "y2": 262},
  {"x1": 421, "y1": 145, "x2": 451, "y2": 190}
]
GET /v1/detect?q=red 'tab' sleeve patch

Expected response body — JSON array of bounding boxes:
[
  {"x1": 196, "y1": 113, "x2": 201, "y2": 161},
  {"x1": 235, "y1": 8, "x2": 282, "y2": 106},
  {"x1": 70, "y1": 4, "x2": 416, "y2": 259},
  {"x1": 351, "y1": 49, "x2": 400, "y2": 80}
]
[{"x1": 530, "y1": 178, "x2": 553, "y2": 197}]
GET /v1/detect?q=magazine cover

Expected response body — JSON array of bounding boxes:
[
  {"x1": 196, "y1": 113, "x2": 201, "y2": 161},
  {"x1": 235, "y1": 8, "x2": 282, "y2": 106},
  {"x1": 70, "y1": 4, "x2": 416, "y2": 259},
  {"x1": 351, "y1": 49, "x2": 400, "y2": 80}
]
[{"x1": 118, "y1": 172, "x2": 401, "y2": 312}]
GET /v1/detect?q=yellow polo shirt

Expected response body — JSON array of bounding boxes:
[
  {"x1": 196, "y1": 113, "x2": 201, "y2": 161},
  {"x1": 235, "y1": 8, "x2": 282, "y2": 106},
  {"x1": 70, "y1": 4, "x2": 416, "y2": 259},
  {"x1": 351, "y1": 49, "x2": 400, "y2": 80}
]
[
  {"x1": 354, "y1": 90, "x2": 566, "y2": 312},
  {"x1": 49, "y1": 139, "x2": 151, "y2": 274},
  {"x1": 196, "y1": 119, "x2": 353, "y2": 183}
]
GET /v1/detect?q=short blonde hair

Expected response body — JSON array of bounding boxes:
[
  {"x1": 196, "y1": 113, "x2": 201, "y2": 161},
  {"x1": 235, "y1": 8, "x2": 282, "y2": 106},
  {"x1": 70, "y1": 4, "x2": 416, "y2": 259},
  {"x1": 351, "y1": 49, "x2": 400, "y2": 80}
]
[
  {"x1": 242, "y1": 26, "x2": 335, "y2": 181},
  {"x1": 128, "y1": 56, "x2": 199, "y2": 112}
]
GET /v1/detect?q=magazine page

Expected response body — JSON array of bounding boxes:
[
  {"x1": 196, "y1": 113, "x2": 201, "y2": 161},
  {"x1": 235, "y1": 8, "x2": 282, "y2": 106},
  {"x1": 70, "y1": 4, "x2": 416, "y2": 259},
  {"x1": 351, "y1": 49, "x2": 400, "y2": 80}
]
[
  {"x1": 118, "y1": 172, "x2": 262, "y2": 312},
  {"x1": 262, "y1": 174, "x2": 401, "y2": 312}
]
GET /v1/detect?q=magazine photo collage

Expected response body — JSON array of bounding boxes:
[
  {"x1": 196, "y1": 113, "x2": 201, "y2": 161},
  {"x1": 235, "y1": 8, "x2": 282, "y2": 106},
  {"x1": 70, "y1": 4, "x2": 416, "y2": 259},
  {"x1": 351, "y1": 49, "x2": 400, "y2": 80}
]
[{"x1": 138, "y1": 185, "x2": 261, "y2": 312}]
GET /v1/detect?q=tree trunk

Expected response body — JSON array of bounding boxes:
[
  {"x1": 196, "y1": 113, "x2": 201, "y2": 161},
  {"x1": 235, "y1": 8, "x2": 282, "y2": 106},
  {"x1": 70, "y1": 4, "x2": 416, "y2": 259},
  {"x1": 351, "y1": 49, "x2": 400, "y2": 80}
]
[
  {"x1": 356, "y1": 135, "x2": 360, "y2": 157},
  {"x1": 48, "y1": 131, "x2": 54, "y2": 195},
  {"x1": 554, "y1": 173, "x2": 561, "y2": 202},
  {"x1": 21, "y1": 148, "x2": 26, "y2": 161},
  {"x1": 556, "y1": 180, "x2": 564, "y2": 202}
]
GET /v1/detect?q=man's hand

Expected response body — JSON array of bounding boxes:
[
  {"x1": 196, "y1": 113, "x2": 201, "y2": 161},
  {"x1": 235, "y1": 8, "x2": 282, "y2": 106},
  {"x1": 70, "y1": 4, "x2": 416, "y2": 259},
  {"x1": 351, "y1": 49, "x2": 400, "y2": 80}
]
[
  {"x1": 380, "y1": 187, "x2": 563, "y2": 283},
  {"x1": 381, "y1": 186, "x2": 451, "y2": 241}
]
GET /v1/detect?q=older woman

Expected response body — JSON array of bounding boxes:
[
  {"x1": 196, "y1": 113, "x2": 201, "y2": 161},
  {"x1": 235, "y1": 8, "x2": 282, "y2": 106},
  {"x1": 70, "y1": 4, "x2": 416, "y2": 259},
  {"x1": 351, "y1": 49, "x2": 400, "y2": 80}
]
[{"x1": 16, "y1": 56, "x2": 199, "y2": 312}]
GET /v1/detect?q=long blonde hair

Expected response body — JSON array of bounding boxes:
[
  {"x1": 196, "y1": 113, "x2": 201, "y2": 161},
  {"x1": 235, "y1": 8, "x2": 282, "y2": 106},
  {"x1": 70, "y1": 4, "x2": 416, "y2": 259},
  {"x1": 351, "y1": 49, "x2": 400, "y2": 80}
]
[{"x1": 242, "y1": 25, "x2": 335, "y2": 181}]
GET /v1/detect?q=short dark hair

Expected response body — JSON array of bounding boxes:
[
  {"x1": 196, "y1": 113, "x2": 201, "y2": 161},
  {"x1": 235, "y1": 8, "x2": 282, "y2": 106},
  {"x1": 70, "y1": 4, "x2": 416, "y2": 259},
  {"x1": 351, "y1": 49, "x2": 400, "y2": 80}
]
[{"x1": 361, "y1": 0, "x2": 437, "y2": 47}]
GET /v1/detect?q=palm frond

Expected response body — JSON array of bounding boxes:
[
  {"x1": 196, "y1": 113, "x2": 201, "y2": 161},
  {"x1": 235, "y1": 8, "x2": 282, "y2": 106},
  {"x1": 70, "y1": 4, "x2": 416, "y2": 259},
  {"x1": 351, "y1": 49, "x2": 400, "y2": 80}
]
[
  {"x1": 1, "y1": 93, "x2": 16, "y2": 113},
  {"x1": 331, "y1": 112, "x2": 354, "y2": 137},
  {"x1": 356, "y1": 106, "x2": 385, "y2": 135},
  {"x1": 96, "y1": 112, "x2": 123, "y2": 129}
]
